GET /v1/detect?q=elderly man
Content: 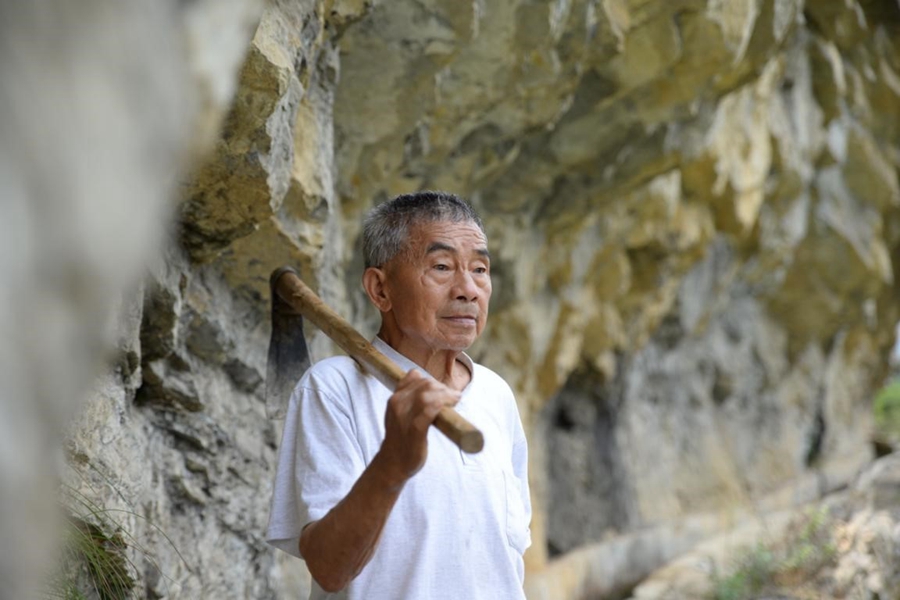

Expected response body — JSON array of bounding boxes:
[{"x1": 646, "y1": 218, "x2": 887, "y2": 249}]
[{"x1": 266, "y1": 191, "x2": 531, "y2": 599}]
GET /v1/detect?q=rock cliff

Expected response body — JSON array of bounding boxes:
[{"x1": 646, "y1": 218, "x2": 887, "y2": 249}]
[{"x1": 7, "y1": 0, "x2": 899, "y2": 598}]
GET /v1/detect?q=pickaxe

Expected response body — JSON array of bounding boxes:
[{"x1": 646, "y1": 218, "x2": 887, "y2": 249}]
[{"x1": 266, "y1": 267, "x2": 485, "y2": 453}]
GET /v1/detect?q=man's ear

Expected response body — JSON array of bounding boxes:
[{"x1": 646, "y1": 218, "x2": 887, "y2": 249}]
[{"x1": 362, "y1": 267, "x2": 391, "y2": 312}]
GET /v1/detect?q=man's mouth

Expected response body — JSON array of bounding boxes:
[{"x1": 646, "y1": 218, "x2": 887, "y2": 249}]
[{"x1": 444, "y1": 315, "x2": 477, "y2": 324}]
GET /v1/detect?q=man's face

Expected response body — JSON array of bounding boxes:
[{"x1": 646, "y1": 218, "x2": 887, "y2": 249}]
[{"x1": 380, "y1": 219, "x2": 492, "y2": 353}]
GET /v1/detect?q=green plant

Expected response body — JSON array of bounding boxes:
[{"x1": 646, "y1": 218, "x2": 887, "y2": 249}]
[
  {"x1": 710, "y1": 507, "x2": 836, "y2": 600},
  {"x1": 49, "y1": 513, "x2": 136, "y2": 600},
  {"x1": 874, "y1": 379, "x2": 900, "y2": 436},
  {"x1": 41, "y1": 480, "x2": 185, "y2": 600},
  {"x1": 712, "y1": 544, "x2": 776, "y2": 600}
]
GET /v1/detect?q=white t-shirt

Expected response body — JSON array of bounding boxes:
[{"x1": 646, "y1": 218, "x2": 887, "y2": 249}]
[{"x1": 266, "y1": 338, "x2": 531, "y2": 600}]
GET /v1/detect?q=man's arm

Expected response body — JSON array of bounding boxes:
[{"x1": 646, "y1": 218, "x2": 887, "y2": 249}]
[{"x1": 298, "y1": 370, "x2": 458, "y2": 592}]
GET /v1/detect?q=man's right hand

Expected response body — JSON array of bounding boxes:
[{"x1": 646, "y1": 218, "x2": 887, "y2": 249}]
[{"x1": 376, "y1": 370, "x2": 461, "y2": 487}]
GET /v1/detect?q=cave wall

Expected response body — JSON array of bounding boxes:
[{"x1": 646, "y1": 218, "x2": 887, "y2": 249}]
[{"x1": 51, "y1": 0, "x2": 900, "y2": 597}]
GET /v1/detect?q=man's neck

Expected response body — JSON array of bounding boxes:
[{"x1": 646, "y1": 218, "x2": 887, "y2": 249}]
[{"x1": 377, "y1": 331, "x2": 471, "y2": 391}]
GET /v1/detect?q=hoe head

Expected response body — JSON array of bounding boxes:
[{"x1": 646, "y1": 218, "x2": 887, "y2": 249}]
[{"x1": 265, "y1": 267, "x2": 311, "y2": 419}]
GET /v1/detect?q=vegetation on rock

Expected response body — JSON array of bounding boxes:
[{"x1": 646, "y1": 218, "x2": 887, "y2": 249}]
[
  {"x1": 711, "y1": 507, "x2": 836, "y2": 600},
  {"x1": 873, "y1": 379, "x2": 900, "y2": 443}
]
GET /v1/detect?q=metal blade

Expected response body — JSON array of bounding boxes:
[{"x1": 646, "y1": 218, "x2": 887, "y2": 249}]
[{"x1": 265, "y1": 267, "x2": 311, "y2": 419}]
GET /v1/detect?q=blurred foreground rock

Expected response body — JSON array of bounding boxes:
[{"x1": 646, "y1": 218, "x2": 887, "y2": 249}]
[{"x1": 0, "y1": 0, "x2": 265, "y2": 597}]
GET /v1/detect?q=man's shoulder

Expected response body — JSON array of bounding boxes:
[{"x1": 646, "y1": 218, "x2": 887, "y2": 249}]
[
  {"x1": 307, "y1": 354, "x2": 362, "y2": 377},
  {"x1": 469, "y1": 362, "x2": 524, "y2": 439},
  {"x1": 296, "y1": 355, "x2": 368, "y2": 395},
  {"x1": 471, "y1": 361, "x2": 514, "y2": 394}
]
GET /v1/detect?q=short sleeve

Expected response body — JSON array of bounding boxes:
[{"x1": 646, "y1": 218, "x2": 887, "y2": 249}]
[
  {"x1": 510, "y1": 391, "x2": 532, "y2": 552},
  {"x1": 266, "y1": 370, "x2": 367, "y2": 559}
]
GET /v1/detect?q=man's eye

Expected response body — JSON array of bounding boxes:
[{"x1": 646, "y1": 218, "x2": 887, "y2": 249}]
[
  {"x1": 434, "y1": 264, "x2": 449, "y2": 271},
  {"x1": 474, "y1": 267, "x2": 488, "y2": 274}
]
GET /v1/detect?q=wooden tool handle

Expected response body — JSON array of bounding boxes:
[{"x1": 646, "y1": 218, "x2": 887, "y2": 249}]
[{"x1": 273, "y1": 268, "x2": 485, "y2": 454}]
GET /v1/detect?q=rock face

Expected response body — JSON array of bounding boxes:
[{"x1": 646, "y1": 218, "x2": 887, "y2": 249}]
[
  {"x1": 15, "y1": 0, "x2": 899, "y2": 598},
  {"x1": 330, "y1": 0, "x2": 900, "y2": 573}
]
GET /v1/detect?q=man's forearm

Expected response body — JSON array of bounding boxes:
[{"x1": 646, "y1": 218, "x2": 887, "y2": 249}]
[
  {"x1": 300, "y1": 370, "x2": 449, "y2": 592},
  {"x1": 299, "y1": 450, "x2": 408, "y2": 592}
]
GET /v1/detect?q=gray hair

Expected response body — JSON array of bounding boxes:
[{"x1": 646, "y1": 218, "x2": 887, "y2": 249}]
[{"x1": 362, "y1": 191, "x2": 485, "y2": 268}]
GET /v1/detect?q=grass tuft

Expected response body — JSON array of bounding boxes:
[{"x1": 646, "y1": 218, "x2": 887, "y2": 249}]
[
  {"x1": 710, "y1": 507, "x2": 836, "y2": 600},
  {"x1": 41, "y1": 479, "x2": 185, "y2": 600}
]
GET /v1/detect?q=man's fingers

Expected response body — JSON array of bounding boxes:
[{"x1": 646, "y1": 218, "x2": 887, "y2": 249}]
[
  {"x1": 388, "y1": 373, "x2": 460, "y2": 432},
  {"x1": 394, "y1": 372, "x2": 460, "y2": 405},
  {"x1": 411, "y1": 411, "x2": 437, "y2": 433},
  {"x1": 380, "y1": 371, "x2": 465, "y2": 481},
  {"x1": 396, "y1": 369, "x2": 425, "y2": 388}
]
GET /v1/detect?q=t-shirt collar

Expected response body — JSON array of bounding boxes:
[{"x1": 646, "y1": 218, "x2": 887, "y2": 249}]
[{"x1": 372, "y1": 337, "x2": 475, "y2": 388}]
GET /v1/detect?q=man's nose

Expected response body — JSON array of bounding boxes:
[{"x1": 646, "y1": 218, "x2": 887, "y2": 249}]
[{"x1": 453, "y1": 270, "x2": 480, "y2": 301}]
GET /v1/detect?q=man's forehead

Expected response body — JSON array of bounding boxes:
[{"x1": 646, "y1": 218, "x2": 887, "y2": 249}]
[{"x1": 409, "y1": 220, "x2": 488, "y2": 249}]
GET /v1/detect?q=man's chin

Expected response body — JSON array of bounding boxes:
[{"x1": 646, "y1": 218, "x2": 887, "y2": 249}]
[{"x1": 444, "y1": 335, "x2": 477, "y2": 352}]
